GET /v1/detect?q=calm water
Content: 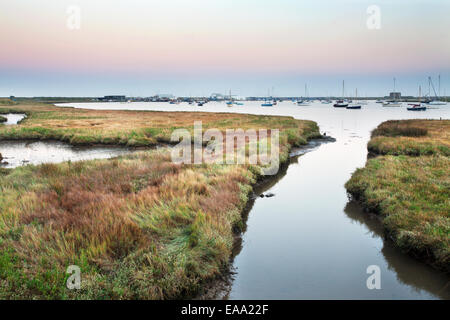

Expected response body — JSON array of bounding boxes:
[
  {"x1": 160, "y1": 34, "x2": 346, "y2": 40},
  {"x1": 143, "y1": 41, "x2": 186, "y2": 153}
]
[
  {"x1": 1, "y1": 113, "x2": 26, "y2": 125},
  {"x1": 0, "y1": 113, "x2": 138, "y2": 168},
  {"x1": 0, "y1": 141, "x2": 134, "y2": 168},
  {"x1": 59, "y1": 101, "x2": 450, "y2": 299}
]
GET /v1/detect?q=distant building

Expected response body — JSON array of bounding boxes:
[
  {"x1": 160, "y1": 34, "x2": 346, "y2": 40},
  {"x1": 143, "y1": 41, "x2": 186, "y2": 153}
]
[
  {"x1": 389, "y1": 92, "x2": 401, "y2": 99},
  {"x1": 99, "y1": 95, "x2": 126, "y2": 102},
  {"x1": 157, "y1": 94, "x2": 174, "y2": 99},
  {"x1": 210, "y1": 93, "x2": 225, "y2": 101}
]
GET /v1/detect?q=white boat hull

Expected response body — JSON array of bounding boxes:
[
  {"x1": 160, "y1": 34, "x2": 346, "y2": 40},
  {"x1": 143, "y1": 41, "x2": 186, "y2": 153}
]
[
  {"x1": 382, "y1": 102, "x2": 402, "y2": 107},
  {"x1": 428, "y1": 101, "x2": 447, "y2": 105}
]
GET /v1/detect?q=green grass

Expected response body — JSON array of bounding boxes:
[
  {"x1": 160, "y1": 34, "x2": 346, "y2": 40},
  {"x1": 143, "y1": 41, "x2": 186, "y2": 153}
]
[
  {"x1": 0, "y1": 104, "x2": 322, "y2": 299},
  {"x1": 346, "y1": 120, "x2": 450, "y2": 272}
]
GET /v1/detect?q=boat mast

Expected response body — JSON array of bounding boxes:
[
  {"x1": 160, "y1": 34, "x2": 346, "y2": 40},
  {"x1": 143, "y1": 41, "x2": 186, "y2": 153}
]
[
  {"x1": 438, "y1": 74, "x2": 441, "y2": 99},
  {"x1": 342, "y1": 80, "x2": 345, "y2": 99}
]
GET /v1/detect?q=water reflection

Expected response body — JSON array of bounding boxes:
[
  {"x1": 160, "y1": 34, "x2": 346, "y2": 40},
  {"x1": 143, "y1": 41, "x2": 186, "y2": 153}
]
[
  {"x1": 0, "y1": 141, "x2": 135, "y2": 168},
  {"x1": 1, "y1": 113, "x2": 26, "y2": 125},
  {"x1": 199, "y1": 150, "x2": 301, "y2": 300},
  {"x1": 344, "y1": 201, "x2": 450, "y2": 300}
]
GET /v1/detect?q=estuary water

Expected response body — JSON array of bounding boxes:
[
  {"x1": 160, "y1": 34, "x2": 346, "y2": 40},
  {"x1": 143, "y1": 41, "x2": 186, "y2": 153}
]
[
  {"x1": 58, "y1": 101, "x2": 450, "y2": 299},
  {"x1": 1, "y1": 113, "x2": 26, "y2": 125},
  {"x1": 0, "y1": 140, "x2": 134, "y2": 169},
  {"x1": 0, "y1": 113, "x2": 136, "y2": 168}
]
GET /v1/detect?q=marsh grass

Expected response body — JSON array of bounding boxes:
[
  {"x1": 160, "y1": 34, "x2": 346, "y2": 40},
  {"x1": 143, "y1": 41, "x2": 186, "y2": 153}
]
[
  {"x1": 0, "y1": 102, "x2": 321, "y2": 299},
  {"x1": 346, "y1": 119, "x2": 450, "y2": 272},
  {"x1": 372, "y1": 121, "x2": 428, "y2": 137},
  {"x1": 368, "y1": 119, "x2": 450, "y2": 156},
  {"x1": 0, "y1": 103, "x2": 320, "y2": 148}
]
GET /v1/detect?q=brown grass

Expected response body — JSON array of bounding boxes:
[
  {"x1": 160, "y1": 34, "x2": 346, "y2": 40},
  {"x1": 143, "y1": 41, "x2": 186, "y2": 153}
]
[
  {"x1": 0, "y1": 103, "x2": 320, "y2": 146},
  {"x1": 368, "y1": 119, "x2": 450, "y2": 156}
]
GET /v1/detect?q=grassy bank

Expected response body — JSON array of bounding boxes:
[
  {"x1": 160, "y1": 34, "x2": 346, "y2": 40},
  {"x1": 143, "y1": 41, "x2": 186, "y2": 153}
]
[
  {"x1": 368, "y1": 120, "x2": 450, "y2": 156},
  {"x1": 0, "y1": 102, "x2": 321, "y2": 299},
  {"x1": 346, "y1": 119, "x2": 449, "y2": 272},
  {"x1": 0, "y1": 103, "x2": 321, "y2": 147}
]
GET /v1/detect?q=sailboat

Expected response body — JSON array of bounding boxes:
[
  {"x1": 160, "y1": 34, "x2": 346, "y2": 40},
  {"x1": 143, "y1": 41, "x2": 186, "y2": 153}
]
[
  {"x1": 261, "y1": 88, "x2": 274, "y2": 107},
  {"x1": 334, "y1": 80, "x2": 349, "y2": 107},
  {"x1": 359, "y1": 93, "x2": 368, "y2": 105},
  {"x1": 428, "y1": 75, "x2": 447, "y2": 105},
  {"x1": 321, "y1": 95, "x2": 332, "y2": 104},
  {"x1": 407, "y1": 86, "x2": 427, "y2": 111},
  {"x1": 297, "y1": 84, "x2": 311, "y2": 106},
  {"x1": 347, "y1": 89, "x2": 362, "y2": 109},
  {"x1": 226, "y1": 89, "x2": 234, "y2": 107},
  {"x1": 383, "y1": 78, "x2": 402, "y2": 107}
]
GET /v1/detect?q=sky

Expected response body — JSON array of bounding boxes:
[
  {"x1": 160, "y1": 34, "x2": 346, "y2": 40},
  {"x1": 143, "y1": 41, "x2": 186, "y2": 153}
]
[{"x1": 1, "y1": 0, "x2": 449, "y2": 97}]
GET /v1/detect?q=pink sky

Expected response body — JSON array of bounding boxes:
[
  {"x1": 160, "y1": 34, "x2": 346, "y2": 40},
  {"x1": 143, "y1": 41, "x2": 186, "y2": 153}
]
[{"x1": 1, "y1": 0, "x2": 449, "y2": 96}]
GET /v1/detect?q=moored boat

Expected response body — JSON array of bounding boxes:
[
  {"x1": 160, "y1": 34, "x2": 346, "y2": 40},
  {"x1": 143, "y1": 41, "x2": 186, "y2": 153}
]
[
  {"x1": 298, "y1": 84, "x2": 310, "y2": 106},
  {"x1": 334, "y1": 100, "x2": 348, "y2": 107},
  {"x1": 428, "y1": 100, "x2": 447, "y2": 105},
  {"x1": 407, "y1": 104, "x2": 426, "y2": 111},
  {"x1": 407, "y1": 85, "x2": 427, "y2": 111},
  {"x1": 382, "y1": 101, "x2": 402, "y2": 107},
  {"x1": 297, "y1": 100, "x2": 310, "y2": 106},
  {"x1": 347, "y1": 88, "x2": 362, "y2": 109},
  {"x1": 261, "y1": 101, "x2": 274, "y2": 107},
  {"x1": 334, "y1": 80, "x2": 348, "y2": 107}
]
